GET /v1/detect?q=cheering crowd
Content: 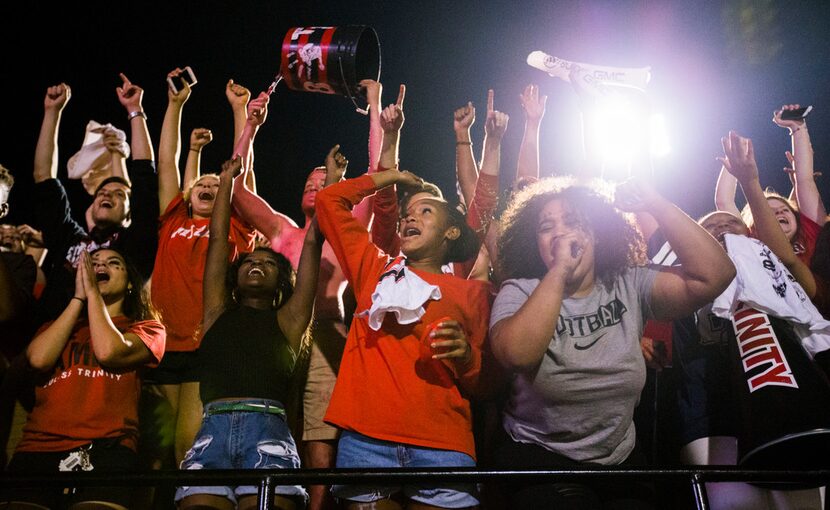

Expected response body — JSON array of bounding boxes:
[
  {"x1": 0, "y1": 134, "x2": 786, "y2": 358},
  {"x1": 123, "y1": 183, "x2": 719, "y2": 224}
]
[{"x1": 0, "y1": 63, "x2": 828, "y2": 510}]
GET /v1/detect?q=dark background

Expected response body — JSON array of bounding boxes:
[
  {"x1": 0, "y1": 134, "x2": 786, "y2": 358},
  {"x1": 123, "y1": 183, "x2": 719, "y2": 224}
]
[{"x1": 1, "y1": 1, "x2": 829, "y2": 229}]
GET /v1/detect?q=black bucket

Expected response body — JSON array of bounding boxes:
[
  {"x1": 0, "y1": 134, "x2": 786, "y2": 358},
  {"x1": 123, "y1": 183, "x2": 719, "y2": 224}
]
[{"x1": 280, "y1": 25, "x2": 380, "y2": 104}]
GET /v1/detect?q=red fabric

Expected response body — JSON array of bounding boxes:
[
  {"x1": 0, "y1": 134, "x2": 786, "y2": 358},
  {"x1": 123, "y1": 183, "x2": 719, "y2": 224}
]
[
  {"x1": 17, "y1": 317, "x2": 165, "y2": 453},
  {"x1": 454, "y1": 172, "x2": 499, "y2": 278},
  {"x1": 316, "y1": 175, "x2": 496, "y2": 460},
  {"x1": 151, "y1": 194, "x2": 255, "y2": 351},
  {"x1": 796, "y1": 214, "x2": 821, "y2": 266}
]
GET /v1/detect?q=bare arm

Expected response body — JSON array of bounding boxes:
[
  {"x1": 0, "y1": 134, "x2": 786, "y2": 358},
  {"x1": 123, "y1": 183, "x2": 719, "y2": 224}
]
[
  {"x1": 203, "y1": 158, "x2": 242, "y2": 333},
  {"x1": 277, "y1": 217, "x2": 323, "y2": 353},
  {"x1": 454, "y1": 101, "x2": 478, "y2": 206},
  {"x1": 78, "y1": 252, "x2": 154, "y2": 369},
  {"x1": 158, "y1": 69, "x2": 191, "y2": 214},
  {"x1": 33, "y1": 84, "x2": 71, "y2": 183},
  {"x1": 116, "y1": 73, "x2": 154, "y2": 161},
  {"x1": 516, "y1": 83, "x2": 546, "y2": 182},
  {"x1": 721, "y1": 130, "x2": 817, "y2": 296},
  {"x1": 352, "y1": 79, "x2": 385, "y2": 228},
  {"x1": 774, "y1": 104, "x2": 826, "y2": 224},
  {"x1": 183, "y1": 128, "x2": 213, "y2": 190},
  {"x1": 616, "y1": 178, "x2": 736, "y2": 320},
  {"x1": 714, "y1": 164, "x2": 741, "y2": 217},
  {"x1": 490, "y1": 230, "x2": 586, "y2": 371}
]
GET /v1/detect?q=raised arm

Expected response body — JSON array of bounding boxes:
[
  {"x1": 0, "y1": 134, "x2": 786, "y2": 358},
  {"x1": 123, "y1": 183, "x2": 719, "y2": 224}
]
[
  {"x1": 33, "y1": 84, "x2": 71, "y2": 183},
  {"x1": 516, "y1": 83, "x2": 547, "y2": 183},
  {"x1": 720, "y1": 130, "x2": 817, "y2": 296},
  {"x1": 102, "y1": 131, "x2": 130, "y2": 183},
  {"x1": 616, "y1": 178, "x2": 736, "y2": 320},
  {"x1": 183, "y1": 128, "x2": 213, "y2": 190},
  {"x1": 352, "y1": 79, "x2": 385, "y2": 228},
  {"x1": 203, "y1": 158, "x2": 242, "y2": 332},
  {"x1": 277, "y1": 217, "x2": 323, "y2": 353},
  {"x1": 226, "y1": 79, "x2": 251, "y2": 147},
  {"x1": 158, "y1": 68, "x2": 192, "y2": 214},
  {"x1": 116, "y1": 73, "x2": 154, "y2": 162},
  {"x1": 773, "y1": 104, "x2": 826, "y2": 224},
  {"x1": 714, "y1": 164, "x2": 741, "y2": 217},
  {"x1": 79, "y1": 251, "x2": 155, "y2": 369},
  {"x1": 454, "y1": 100, "x2": 478, "y2": 206},
  {"x1": 370, "y1": 85, "x2": 407, "y2": 254}
]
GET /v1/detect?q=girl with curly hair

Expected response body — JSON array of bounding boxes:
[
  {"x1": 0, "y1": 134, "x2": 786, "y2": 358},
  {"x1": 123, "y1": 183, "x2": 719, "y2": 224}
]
[{"x1": 489, "y1": 176, "x2": 735, "y2": 509}]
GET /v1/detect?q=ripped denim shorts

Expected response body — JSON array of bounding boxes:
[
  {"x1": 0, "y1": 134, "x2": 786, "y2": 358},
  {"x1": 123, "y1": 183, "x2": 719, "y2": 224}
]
[{"x1": 175, "y1": 399, "x2": 307, "y2": 506}]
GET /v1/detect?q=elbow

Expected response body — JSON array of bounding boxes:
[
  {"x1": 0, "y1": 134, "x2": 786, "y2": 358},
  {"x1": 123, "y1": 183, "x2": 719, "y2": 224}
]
[
  {"x1": 491, "y1": 343, "x2": 538, "y2": 373},
  {"x1": 26, "y1": 350, "x2": 53, "y2": 372}
]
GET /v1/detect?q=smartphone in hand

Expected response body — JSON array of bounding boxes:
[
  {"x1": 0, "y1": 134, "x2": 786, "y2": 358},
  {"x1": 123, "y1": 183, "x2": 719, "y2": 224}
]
[
  {"x1": 780, "y1": 105, "x2": 812, "y2": 121},
  {"x1": 167, "y1": 66, "x2": 198, "y2": 94}
]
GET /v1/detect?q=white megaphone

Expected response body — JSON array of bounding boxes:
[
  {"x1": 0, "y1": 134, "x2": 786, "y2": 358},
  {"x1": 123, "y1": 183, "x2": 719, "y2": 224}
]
[{"x1": 527, "y1": 51, "x2": 651, "y2": 91}]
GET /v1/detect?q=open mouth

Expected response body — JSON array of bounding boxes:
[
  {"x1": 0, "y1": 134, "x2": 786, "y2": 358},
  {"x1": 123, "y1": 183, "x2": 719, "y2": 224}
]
[
  {"x1": 248, "y1": 267, "x2": 265, "y2": 277},
  {"x1": 402, "y1": 227, "x2": 421, "y2": 238},
  {"x1": 95, "y1": 272, "x2": 110, "y2": 282},
  {"x1": 198, "y1": 192, "x2": 215, "y2": 201},
  {"x1": 99, "y1": 199, "x2": 113, "y2": 209}
]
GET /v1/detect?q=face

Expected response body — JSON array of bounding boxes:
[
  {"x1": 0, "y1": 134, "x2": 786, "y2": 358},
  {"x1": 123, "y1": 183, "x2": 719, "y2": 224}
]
[
  {"x1": 700, "y1": 212, "x2": 750, "y2": 247},
  {"x1": 399, "y1": 196, "x2": 456, "y2": 260},
  {"x1": 91, "y1": 182, "x2": 130, "y2": 228},
  {"x1": 189, "y1": 175, "x2": 221, "y2": 218},
  {"x1": 535, "y1": 198, "x2": 594, "y2": 279},
  {"x1": 767, "y1": 197, "x2": 797, "y2": 241},
  {"x1": 236, "y1": 250, "x2": 281, "y2": 297},
  {"x1": 91, "y1": 249, "x2": 130, "y2": 297},
  {"x1": 301, "y1": 169, "x2": 327, "y2": 217},
  {"x1": 0, "y1": 225, "x2": 23, "y2": 253}
]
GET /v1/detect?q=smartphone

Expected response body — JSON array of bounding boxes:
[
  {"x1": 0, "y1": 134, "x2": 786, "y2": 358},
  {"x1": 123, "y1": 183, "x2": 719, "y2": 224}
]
[
  {"x1": 780, "y1": 105, "x2": 812, "y2": 121},
  {"x1": 167, "y1": 66, "x2": 198, "y2": 94}
]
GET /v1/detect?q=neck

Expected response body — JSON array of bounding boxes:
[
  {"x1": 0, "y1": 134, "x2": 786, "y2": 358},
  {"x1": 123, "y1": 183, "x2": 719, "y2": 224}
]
[
  {"x1": 240, "y1": 295, "x2": 273, "y2": 310},
  {"x1": 566, "y1": 267, "x2": 596, "y2": 298},
  {"x1": 405, "y1": 256, "x2": 445, "y2": 275},
  {"x1": 104, "y1": 295, "x2": 125, "y2": 318},
  {"x1": 302, "y1": 213, "x2": 314, "y2": 230}
]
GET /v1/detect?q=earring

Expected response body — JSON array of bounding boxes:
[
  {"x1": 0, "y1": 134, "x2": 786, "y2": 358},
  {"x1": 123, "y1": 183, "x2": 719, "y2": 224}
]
[{"x1": 232, "y1": 288, "x2": 239, "y2": 304}]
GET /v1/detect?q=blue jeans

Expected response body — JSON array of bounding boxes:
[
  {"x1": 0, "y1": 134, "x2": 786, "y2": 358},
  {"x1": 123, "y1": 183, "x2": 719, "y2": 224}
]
[
  {"x1": 175, "y1": 399, "x2": 307, "y2": 505},
  {"x1": 333, "y1": 430, "x2": 479, "y2": 508}
]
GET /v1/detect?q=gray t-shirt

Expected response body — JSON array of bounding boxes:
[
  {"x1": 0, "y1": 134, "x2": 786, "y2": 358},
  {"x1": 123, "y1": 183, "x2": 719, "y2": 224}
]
[{"x1": 490, "y1": 265, "x2": 659, "y2": 465}]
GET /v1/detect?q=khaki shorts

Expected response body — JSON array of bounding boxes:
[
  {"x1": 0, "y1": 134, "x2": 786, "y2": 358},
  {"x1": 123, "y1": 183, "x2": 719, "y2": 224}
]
[{"x1": 302, "y1": 320, "x2": 347, "y2": 441}]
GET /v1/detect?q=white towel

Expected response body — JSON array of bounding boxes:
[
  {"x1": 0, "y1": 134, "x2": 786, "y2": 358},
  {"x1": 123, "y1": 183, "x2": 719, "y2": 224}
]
[
  {"x1": 67, "y1": 121, "x2": 130, "y2": 194},
  {"x1": 712, "y1": 234, "x2": 830, "y2": 357},
  {"x1": 358, "y1": 256, "x2": 442, "y2": 331}
]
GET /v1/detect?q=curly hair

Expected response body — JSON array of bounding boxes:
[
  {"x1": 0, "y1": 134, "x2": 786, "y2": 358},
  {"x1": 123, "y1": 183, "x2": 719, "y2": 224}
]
[{"x1": 497, "y1": 176, "x2": 646, "y2": 287}]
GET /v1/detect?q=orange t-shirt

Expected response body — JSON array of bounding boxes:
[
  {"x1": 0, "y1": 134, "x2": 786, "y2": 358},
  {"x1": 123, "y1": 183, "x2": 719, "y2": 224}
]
[
  {"x1": 317, "y1": 175, "x2": 497, "y2": 460},
  {"x1": 17, "y1": 317, "x2": 165, "y2": 453},
  {"x1": 151, "y1": 194, "x2": 255, "y2": 351}
]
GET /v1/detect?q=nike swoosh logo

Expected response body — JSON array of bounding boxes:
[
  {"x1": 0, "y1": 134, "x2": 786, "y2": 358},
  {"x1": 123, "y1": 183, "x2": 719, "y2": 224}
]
[{"x1": 575, "y1": 332, "x2": 607, "y2": 350}]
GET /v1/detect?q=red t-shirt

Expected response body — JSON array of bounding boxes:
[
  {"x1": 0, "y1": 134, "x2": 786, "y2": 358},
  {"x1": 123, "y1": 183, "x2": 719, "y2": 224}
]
[
  {"x1": 317, "y1": 175, "x2": 500, "y2": 460},
  {"x1": 151, "y1": 194, "x2": 255, "y2": 351},
  {"x1": 17, "y1": 316, "x2": 165, "y2": 452},
  {"x1": 795, "y1": 214, "x2": 821, "y2": 266}
]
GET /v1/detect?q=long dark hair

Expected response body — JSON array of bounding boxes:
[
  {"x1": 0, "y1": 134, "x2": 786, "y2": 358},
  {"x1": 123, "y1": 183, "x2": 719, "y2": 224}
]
[
  {"x1": 90, "y1": 247, "x2": 158, "y2": 322},
  {"x1": 497, "y1": 176, "x2": 646, "y2": 287}
]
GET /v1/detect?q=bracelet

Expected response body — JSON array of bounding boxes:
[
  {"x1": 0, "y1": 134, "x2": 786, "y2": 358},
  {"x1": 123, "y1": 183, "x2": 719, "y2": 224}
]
[
  {"x1": 189, "y1": 148, "x2": 201, "y2": 153},
  {"x1": 790, "y1": 127, "x2": 803, "y2": 135},
  {"x1": 456, "y1": 141, "x2": 472, "y2": 146},
  {"x1": 127, "y1": 110, "x2": 147, "y2": 121},
  {"x1": 71, "y1": 297, "x2": 86, "y2": 305}
]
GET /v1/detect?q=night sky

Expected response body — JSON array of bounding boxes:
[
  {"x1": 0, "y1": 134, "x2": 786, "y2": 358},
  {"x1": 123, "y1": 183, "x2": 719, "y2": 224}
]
[{"x1": 2, "y1": 1, "x2": 829, "y2": 229}]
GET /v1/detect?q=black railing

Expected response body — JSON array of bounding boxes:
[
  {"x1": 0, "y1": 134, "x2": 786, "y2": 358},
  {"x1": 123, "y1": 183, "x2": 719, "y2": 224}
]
[{"x1": 1, "y1": 467, "x2": 828, "y2": 510}]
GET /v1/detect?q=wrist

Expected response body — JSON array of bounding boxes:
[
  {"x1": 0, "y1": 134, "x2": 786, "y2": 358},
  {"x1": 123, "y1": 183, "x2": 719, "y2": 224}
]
[
  {"x1": 128, "y1": 110, "x2": 147, "y2": 121},
  {"x1": 189, "y1": 147, "x2": 202, "y2": 153},
  {"x1": 71, "y1": 296, "x2": 86, "y2": 304},
  {"x1": 454, "y1": 129, "x2": 471, "y2": 141}
]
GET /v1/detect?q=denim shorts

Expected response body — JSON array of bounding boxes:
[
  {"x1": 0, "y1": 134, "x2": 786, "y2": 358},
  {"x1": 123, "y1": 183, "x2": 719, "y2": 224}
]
[
  {"x1": 175, "y1": 399, "x2": 307, "y2": 505},
  {"x1": 332, "y1": 430, "x2": 479, "y2": 508}
]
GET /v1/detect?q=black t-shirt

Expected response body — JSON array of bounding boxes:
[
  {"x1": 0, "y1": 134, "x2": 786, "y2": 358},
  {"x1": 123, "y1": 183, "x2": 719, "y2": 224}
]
[{"x1": 33, "y1": 160, "x2": 158, "y2": 326}]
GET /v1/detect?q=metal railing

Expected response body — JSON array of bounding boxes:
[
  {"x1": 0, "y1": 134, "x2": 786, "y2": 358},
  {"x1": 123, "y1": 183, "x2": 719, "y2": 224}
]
[{"x1": 1, "y1": 467, "x2": 828, "y2": 510}]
